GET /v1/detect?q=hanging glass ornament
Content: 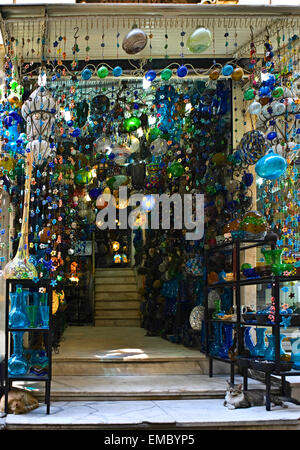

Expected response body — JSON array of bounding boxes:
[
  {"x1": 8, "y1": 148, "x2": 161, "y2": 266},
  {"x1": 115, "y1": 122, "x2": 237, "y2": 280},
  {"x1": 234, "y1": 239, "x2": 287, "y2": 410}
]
[
  {"x1": 248, "y1": 101, "x2": 262, "y2": 115},
  {"x1": 255, "y1": 149, "x2": 287, "y2": 180},
  {"x1": 123, "y1": 116, "x2": 141, "y2": 132},
  {"x1": 209, "y1": 68, "x2": 220, "y2": 80},
  {"x1": 231, "y1": 67, "x2": 244, "y2": 81},
  {"x1": 81, "y1": 67, "x2": 92, "y2": 80},
  {"x1": 74, "y1": 168, "x2": 93, "y2": 186},
  {"x1": 222, "y1": 64, "x2": 234, "y2": 76},
  {"x1": 97, "y1": 66, "x2": 109, "y2": 79},
  {"x1": 113, "y1": 66, "x2": 123, "y2": 77},
  {"x1": 150, "y1": 137, "x2": 168, "y2": 156},
  {"x1": 167, "y1": 161, "x2": 184, "y2": 178},
  {"x1": 160, "y1": 68, "x2": 173, "y2": 81},
  {"x1": 244, "y1": 88, "x2": 255, "y2": 101},
  {"x1": 177, "y1": 65, "x2": 188, "y2": 78},
  {"x1": 237, "y1": 130, "x2": 268, "y2": 165},
  {"x1": 145, "y1": 70, "x2": 157, "y2": 82},
  {"x1": 186, "y1": 27, "x2": 212, "y2": 54},
  {"x1": 122, "y1": 27, "x2": 148, "y2": 55}
]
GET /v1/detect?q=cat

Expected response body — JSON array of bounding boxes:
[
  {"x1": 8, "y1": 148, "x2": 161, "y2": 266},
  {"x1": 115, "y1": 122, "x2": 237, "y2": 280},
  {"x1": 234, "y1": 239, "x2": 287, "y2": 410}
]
[
  {"x1": 224, "y1": 380, "x2": 300, "y2": 410},
  {"x1": 0, "y1": 388, "x2": 39, "y2": 415}
]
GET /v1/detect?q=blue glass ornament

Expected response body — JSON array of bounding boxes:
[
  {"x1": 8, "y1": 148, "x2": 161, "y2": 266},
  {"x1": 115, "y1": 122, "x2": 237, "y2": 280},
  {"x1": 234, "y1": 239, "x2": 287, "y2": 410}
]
[
  {"x1": 259, "y1": 86, "x2": 271, "y2": 97},
  {"x1": 219, "y1": 324, "x2": 234, "y2": 359},
  {"x1": 263, "y1": 73, "x2": 276, "y2": 86},
  {"x1": 255, "y1": 149, "x2": 287, "y2": 180},
  {"x1": 177, "y1": 65, "x2": 188, "y2": 78},
  {"x1": 266, "y1": 131, "x2": 277, "y2": 141},
  {"x1": 81, "y1": 68, "x2": 92, "y2": 80},
  {"x1": 113, "y1": 66, "x2": 123, "y2": 77},
  {"x1": 253, "y1": 328, "x2": 267, "y2": 357},
  {"x1": 242, "y1": 171, "x2": 253, "y2": 187},
  {"x1": 145, "y1": 70, "x2": 157, "y2": 82},
  {"x1": 265, "y1": 334, "x2": 286, "y2": 361},
  {"x1": 221, "y1": 64, "x2": 233, "y2": 76}
]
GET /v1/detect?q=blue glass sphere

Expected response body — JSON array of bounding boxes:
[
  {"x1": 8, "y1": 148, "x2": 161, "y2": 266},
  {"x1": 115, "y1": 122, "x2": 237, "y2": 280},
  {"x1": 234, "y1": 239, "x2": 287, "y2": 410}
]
[
  {"x1": 113, "y1": 66, "x2": 123, "y2": 77},
  {"x1": 177, "y1": 65, "x2": 188, "y2": 78},
  {"x1": 221, "y1": 65, "x2": 234, "y2": 76},
  {"x1": 263, "y1": 73, "x2": 276, "y2": 86},
  {"x1": 255, "y1": 149, "x2": 287, "y2": 180},
  {"x1": 259, "y1": 86, "x2": 271, "y2": 97},
  {"x1": 81, "y1": 68, "x2": 92, "y2": 80},
  {"x1": 145, "y1": 70, "x2": 157, "y2": 82}
]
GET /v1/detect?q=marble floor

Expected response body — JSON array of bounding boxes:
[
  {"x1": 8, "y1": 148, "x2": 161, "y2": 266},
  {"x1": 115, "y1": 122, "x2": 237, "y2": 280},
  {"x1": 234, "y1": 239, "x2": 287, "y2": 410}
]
[
  {"x1": 2, "y1": 396, "x2": 300, "y2": 430},
  {"x1": 53, "y1": 326, "x2": 203, "y2": 361}
]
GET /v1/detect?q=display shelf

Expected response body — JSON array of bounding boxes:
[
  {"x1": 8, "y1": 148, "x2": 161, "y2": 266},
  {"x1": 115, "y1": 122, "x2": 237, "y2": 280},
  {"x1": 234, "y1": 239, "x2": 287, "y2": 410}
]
[
  {"x1": 4, "y1": 279, "x2": 53, "y2": 415},
  {"x1": 204, "y1": 238, "x2": 300, "y2": 411}
]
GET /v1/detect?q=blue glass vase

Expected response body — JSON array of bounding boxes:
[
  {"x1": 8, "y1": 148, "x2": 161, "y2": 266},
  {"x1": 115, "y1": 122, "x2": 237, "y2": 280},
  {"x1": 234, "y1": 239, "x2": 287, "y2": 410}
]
[
  {"x1": 219, "y1": 324, "x2": 234, "y2": 359},
  {"x1": 8, "y1": 331, "x2": 29, "y2": 376},
  {"x1": 265, "y1": 334, "x2": 286, "y2": 361},
  {"x1": 8, "y1": 292, "x2": 28, "y2": 328},
  {"x1": 253, "y1": 328, "x2": 267, "y2": 357},
  {"x1": 210, "y1": 322, "x2": 223, "y2": 356},
  {"x1": 291, "y1": 336, "x2": 300, "y2": 369},
  {"x1": 244, "y1": 327, "x2": 256, "y2": 356}
]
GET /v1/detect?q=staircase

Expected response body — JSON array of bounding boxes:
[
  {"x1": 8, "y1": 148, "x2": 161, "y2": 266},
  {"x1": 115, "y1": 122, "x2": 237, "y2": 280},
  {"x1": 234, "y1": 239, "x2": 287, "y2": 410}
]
[{"x1": 94, "y1": 267, "x2": 141, "y2": 327}]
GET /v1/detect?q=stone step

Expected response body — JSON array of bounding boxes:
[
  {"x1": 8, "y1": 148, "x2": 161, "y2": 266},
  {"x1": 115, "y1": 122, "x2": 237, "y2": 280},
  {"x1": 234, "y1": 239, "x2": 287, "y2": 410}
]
[
  {"x1": 95, "y1": 309, "x2": 140, "y2": 319},
  {"x1": 94, "y1": 318, "x2": 141, "y2": 327},
  {"x1": 95, "y1": 268, "x2": 135, "y2": 277},
  {"x1": 95, "y1": 276, "x2": 136, "y2": 285},
  {"x1": 52, "y1": 355, "x2": 214, "y2": 376},
  {"x1": 32, "y1": 374, "x2": 262, "y2": 402},
  {"x1": 95, "y1": 284, "x2": 138, "y2": 293},
  {"x1": 95, "y1": 292, "x2": 140, "y2": 301},
  {"x1": 95, "y1": 300, "x2": 140, "y2": 310}
]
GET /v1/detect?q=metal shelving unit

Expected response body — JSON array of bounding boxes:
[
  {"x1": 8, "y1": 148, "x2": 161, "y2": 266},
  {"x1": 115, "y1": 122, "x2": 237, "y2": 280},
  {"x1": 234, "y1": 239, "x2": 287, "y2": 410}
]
[
  {"x1": 204, "y1": 238, "x2": 300, "y2": 410},
  {"x1": 4, "y1": 279, "x2": 53, "y2": 415}
]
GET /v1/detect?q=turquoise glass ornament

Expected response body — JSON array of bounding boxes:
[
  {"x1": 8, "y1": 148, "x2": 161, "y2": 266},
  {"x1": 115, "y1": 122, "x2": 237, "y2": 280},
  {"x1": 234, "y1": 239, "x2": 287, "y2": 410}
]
[
  {"x1": 255, "y1": 149, "x2": 287, "y2": 180},
  {"x1": 244, "y1": 327, "x2": 255, "y2": 355},
  {"x1": 222, "y1": 64, "x2": 233, "y2": 76},
  {"x1": 81, "y1": 68, "x2": 92, "y2": 81},
  {"x1": 8, "y1": 331, "x2": 29, "y2": 376},
  {"x1": 39, "y1": 305, "x2": 49, "y2": 328},
  {"x1": 145, "y1": 70, "x2": 157, "y2": 82},
  {"x1": 177, "y1": 65, "x2": 188, "y2": 78},
  {"x1": 113, "y1": 66, "x2": 123, "y2": 77}
]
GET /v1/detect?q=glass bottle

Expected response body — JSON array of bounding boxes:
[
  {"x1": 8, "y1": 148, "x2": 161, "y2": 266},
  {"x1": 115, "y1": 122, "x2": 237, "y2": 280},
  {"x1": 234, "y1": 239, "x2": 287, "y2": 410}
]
[
  {"x1": 219, "y1": 324, "x2": 233, "y2": 359},
  {"x1": 265, "y1": 334, "x2": 286, "y2": 361},
  {"x1": 244, "y1": 326, "x2": 255, "y2": 356},
  {"x1": 210, "y1": 322, "x2": 223, "y2": 356},
  {"x1": 8, "y1": 331, "x2": 29, "y2": 376},
  {"x1": 291, "y1": 336, "x2": 300, "y2": 369},
  {"x1": 3, "y1": 151, "x2": 38, "y2": 280},
  {"x1": 8, "y1": 292, "x2": 28, "y2": 328},
  {"x1": 253, "y1": 328, "x2": 267, "y2": 357}
]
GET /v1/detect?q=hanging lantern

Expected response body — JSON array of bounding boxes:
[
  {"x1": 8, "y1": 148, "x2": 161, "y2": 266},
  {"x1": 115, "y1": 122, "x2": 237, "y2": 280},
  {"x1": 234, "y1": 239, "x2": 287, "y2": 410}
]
[
  {"x1": 186, "y1": 27, "x2": 212, "y2": 54},
  {"x1": 21, "y1": 86, "x2": 56, "y2": 141},
  {"x1": 122, "y1": 28, "x2": 148, "y2": 55}
]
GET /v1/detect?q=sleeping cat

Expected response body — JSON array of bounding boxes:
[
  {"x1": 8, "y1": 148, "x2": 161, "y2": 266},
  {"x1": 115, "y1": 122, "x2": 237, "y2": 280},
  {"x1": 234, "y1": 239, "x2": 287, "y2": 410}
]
[
  {"x1": 224, "y1": 381, "x2": 300, "y2": 409},
  {"x1": 0, "y1": 388, "x2": 39, "y2": 415}
]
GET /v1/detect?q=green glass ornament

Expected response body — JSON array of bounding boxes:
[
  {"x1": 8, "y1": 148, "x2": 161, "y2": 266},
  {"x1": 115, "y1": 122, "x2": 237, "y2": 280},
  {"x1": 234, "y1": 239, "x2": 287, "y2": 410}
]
[
  {"x1": 123, "y1": 116, "x2": 141, "y2": 132},
  {"x1": 272, "y1": 86, "x2": 284, "y2": 98},
  {"x1": 244, "y1": 88, "x2": 255, "y2": 101},
  {"x1": 97, "y1": 66, "x2": 109, "y2": 79},
  {"x1": 160, "y1": 68, "x2": 173, "y2": 81},
  {"x1": 167, "y1": 161, "x2": 184, "y2": 178},
  {"x1": 74, "y1": 168, "x2": 93, "y2": 186}
]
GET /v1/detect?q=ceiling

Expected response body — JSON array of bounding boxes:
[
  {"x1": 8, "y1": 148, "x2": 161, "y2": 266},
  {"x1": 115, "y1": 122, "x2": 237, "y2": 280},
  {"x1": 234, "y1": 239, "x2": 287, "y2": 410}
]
[{"x1": 0, "y1": 4, "x2": 300, "y2": 70}]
